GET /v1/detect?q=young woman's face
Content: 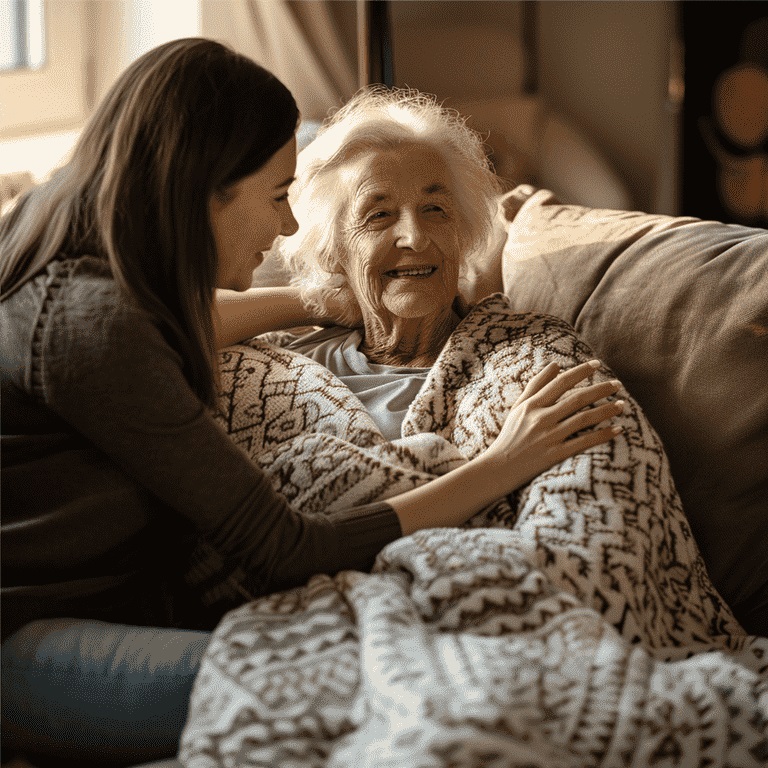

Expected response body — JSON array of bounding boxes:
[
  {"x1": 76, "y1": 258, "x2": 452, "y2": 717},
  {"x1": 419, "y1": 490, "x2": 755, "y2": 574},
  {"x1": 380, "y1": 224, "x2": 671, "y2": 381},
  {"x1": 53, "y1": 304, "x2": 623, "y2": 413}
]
[{"x1": 210, "y1": 135, "x2": 298, "y2": 291}]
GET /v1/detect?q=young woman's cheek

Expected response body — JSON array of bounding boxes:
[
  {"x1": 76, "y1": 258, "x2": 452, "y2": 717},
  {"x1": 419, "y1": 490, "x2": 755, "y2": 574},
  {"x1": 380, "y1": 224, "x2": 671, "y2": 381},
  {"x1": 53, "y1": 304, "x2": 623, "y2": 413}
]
[{"x1": 258, "y1": 208, "x2": 283, "y2": 252}]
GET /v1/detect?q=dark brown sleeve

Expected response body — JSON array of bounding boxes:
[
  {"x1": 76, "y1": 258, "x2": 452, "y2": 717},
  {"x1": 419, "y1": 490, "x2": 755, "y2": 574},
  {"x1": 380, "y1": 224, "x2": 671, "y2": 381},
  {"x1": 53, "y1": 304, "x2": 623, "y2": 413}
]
[{"x1": 41, "y1": 279, "x2": 402, "y2": 600}]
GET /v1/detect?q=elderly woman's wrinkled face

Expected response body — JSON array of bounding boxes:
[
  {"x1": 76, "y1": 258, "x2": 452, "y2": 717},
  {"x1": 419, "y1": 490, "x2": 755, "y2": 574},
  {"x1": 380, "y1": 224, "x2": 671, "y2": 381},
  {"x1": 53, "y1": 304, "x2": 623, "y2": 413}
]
[{"x1": 341, "y1": 144, "x2": 461, "y2": 322}]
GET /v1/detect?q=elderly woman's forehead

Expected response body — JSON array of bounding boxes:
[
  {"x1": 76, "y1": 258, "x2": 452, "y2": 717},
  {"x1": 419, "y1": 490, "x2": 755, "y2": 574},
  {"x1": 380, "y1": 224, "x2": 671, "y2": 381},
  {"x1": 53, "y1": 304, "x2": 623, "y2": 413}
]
[{"x1": 341, "y1": 143, "x2": 452, "y2": 186}]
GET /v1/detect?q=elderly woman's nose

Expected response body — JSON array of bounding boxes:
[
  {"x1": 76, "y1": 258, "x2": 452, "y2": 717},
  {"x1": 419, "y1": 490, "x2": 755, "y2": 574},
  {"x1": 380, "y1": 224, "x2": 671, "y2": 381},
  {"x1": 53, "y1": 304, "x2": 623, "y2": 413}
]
[
  {"x1": 281, "y1": 205, "x2": 299, "y2": 236},
  {"x1": 394, "y1": 213, "x2": 428, "y2": 250}
]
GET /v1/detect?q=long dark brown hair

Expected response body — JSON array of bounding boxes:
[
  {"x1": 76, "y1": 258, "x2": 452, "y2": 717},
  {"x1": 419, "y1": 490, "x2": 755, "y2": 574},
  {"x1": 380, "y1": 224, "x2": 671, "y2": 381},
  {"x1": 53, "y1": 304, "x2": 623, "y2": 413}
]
[{"x1": 0, "y1": 38, "x2": 298, "y2": 405}]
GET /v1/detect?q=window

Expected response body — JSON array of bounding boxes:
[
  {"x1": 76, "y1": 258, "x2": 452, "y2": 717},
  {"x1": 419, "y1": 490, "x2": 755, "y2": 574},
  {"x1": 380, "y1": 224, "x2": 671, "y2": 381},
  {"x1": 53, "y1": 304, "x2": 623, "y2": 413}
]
[
  {"x1": 0, "y1": 0, "x2": 89, "y2": 139},
  {"x1": 1, "y1": 0, "x2": 201, "y2": 184},
  {"x1": 1, "y1": 0, "x2": 45, "y2": 72}
]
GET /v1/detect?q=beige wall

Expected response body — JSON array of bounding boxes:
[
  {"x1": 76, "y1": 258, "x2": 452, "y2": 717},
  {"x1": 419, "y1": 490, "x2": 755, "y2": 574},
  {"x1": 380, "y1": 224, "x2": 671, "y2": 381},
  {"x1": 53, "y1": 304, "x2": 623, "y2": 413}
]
[
  {"x1": 384, "y1": 0, "x2": 678, "y2": 214},
  {"x1": 536, "y1": 1, "x2": 679, "y2": 213},
  {"x1": 390, "y1": 1, "x2": 527, "y2": 99}
]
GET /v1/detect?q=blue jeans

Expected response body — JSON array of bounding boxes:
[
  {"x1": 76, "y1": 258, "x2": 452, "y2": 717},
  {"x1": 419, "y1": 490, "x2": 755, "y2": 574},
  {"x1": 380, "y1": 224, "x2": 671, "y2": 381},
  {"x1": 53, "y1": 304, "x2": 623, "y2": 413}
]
[{"x1": 1, "y1": 618, "x2": 211, "y2": 766}]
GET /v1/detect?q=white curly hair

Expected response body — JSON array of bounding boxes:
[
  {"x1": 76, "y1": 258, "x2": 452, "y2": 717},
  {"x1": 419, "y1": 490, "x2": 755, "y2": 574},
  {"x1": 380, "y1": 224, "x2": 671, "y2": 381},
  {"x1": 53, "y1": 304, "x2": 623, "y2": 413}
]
[{"x1": 277, "y1": 87, "x2": 503, "y2": 325}]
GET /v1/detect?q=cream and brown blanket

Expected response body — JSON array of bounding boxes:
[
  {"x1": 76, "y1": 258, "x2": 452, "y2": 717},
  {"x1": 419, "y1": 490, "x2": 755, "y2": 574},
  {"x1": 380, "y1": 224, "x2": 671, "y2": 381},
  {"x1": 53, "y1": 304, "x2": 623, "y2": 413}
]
[{"x1": 180, "y1": 295, "x2": 767, "y2": 767}]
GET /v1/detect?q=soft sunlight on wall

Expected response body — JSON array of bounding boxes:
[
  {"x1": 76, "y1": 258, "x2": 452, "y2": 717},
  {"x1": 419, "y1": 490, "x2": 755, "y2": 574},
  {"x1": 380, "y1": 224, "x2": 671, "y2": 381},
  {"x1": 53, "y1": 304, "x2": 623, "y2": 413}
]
[{"x1": 0, "y1": 0, "x2": 201, "y2": 199}]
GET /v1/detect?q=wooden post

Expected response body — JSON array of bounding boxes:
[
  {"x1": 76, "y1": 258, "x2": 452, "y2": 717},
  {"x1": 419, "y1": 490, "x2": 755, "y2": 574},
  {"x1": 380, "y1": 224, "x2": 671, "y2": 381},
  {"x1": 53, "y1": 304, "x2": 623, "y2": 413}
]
[{"x1": 356, "y1": 0, "x2": 394, "y2": 88}]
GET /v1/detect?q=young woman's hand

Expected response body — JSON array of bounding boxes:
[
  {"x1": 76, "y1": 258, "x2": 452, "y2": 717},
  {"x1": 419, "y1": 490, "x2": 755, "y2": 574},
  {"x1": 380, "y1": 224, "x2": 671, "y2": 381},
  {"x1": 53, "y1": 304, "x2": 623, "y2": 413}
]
[
  {"x1": 308, "y1": 286, "x2": 364, "y2": 329},
  {"x1": 485, "y1": 360, "x2": 624, "y2": 491},
  {"x1": 213, "y1": 287, "x2": 315, "y2": 347}
]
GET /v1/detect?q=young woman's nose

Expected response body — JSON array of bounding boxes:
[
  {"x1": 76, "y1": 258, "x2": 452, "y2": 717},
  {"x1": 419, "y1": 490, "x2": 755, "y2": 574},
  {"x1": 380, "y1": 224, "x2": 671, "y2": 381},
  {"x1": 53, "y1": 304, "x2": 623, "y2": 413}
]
[
  {"x1": 394, "y1": 212, "x2": 428, "y2": 251},
  {"x1": 281, "y1": 204, "x2": 299, "y2": 237}
]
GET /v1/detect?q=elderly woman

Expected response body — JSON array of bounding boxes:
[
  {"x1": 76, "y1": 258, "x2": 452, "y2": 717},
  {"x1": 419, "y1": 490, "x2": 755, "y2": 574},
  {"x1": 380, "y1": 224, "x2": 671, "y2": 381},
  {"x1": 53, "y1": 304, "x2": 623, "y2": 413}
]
[
  {"x1": 177, "y1": 90, "x2": 746, "y2": 765},
  {"x1": 230, "y1": 88, "x2": 736, "y2": 643},
  {"x1": 275, "y1": 88, "x2": 520, "y2": 439}
]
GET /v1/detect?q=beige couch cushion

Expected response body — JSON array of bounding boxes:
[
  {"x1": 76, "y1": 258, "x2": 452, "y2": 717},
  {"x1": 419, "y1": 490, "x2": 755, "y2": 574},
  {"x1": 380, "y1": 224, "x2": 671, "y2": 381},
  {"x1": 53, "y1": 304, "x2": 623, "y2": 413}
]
[{"x1": 501, "y1": 186, "x2": 768, "y2": 636}]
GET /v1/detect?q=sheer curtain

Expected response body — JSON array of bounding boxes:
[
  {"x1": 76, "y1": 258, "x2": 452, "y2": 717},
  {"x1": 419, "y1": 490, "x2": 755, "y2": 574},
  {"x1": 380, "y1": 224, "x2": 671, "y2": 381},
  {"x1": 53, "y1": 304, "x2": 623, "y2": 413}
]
[
  {"x1": 90, "y1": 0, "x2": 358, "y2": 122},
  {"x1": 201, "y1": 0, "x2": 358, "y2": 120}
]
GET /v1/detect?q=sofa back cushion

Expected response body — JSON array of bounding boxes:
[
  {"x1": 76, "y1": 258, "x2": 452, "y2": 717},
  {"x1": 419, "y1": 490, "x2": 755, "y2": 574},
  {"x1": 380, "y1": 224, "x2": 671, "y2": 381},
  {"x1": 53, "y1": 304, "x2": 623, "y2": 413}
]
[{"x1": 501, "y1": 186, "x2": 768, "y2": 635}]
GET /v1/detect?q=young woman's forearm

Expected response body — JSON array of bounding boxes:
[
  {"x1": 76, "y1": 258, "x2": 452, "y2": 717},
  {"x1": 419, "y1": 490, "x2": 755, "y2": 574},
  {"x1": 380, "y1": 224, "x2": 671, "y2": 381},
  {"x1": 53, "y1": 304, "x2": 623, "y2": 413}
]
[
  {"x1": 387, "y1": 454, "x2": 512, "y2": 535},
  {"x1": 213, "y1": 287, "x2": 317, "y2": 347}
]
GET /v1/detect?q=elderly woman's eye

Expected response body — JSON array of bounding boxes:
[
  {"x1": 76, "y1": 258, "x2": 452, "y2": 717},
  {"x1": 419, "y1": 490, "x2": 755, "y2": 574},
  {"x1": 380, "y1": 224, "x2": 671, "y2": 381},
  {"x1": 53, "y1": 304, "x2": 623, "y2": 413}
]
[
  {"x1": 425, "y1": 204, "x2": 445, "y2": 214},
  {"x1": 367, "y1": 211, "x2": 390, "y2": 222}
]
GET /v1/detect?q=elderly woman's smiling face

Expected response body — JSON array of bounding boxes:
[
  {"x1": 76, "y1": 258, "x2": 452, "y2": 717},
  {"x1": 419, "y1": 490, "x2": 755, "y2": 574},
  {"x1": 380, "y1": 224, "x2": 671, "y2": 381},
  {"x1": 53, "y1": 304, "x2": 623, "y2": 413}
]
[{"x1": 340, "y1": 143, "x2": 461, "y2": 325}]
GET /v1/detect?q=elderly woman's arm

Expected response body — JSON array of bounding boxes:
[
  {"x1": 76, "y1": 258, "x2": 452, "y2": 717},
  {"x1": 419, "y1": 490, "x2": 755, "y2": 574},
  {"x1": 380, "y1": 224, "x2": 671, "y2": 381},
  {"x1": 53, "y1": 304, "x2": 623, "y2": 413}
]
[{"x1": 388, "y1": 360, "x2": 624, "y2": 534}]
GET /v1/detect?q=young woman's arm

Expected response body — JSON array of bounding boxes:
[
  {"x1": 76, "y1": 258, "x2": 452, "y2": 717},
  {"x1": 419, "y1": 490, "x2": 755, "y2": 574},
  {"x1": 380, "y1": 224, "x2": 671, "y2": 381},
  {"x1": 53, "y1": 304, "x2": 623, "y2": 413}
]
[
  {"x1": 42, "y1": 279, "x2": 620, "y2": 603},
  {"x1": 213, "y1": 287, "x2": 316, "y2": 347},
  {"x1": 214, "y1": 286, "x2": 364, "y2": 348},
  {"x1": 387, "y1": 361, "x2": 623, "y2": 534},
  {"x1": 40, "y1": 281, "x2": 398, "y2": 600}
]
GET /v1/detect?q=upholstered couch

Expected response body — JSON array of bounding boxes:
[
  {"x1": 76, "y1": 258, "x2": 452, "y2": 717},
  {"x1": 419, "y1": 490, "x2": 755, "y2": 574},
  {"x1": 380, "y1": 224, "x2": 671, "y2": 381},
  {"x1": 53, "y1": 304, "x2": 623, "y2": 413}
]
[
  {"x1": 252, "y1": 182, "x2": 767, "y2": 636},
  {"x1": 496, "y1": 185, "x2": 768, "y2": 636}
]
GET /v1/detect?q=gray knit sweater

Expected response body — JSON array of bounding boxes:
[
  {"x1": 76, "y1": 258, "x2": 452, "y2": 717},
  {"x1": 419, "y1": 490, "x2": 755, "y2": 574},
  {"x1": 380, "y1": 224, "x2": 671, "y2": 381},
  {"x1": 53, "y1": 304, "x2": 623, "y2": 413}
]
[{"x1": 1, "y1": 256, "x2": 401, "y2": 637}]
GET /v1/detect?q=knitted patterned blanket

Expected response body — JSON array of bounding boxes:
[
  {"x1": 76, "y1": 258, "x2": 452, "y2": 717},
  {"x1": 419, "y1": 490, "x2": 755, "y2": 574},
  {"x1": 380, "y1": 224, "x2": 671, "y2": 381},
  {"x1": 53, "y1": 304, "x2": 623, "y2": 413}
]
[{"x1": 180, "y1": 295, "x2": 767, "y2": 767}]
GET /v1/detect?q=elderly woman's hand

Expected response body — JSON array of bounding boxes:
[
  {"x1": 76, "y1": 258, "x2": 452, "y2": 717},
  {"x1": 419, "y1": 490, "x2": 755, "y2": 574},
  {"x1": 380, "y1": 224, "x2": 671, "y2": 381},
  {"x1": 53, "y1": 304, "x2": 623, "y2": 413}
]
[{"x1": 485, "y1": 360, "x2": 624, "y2": 490}]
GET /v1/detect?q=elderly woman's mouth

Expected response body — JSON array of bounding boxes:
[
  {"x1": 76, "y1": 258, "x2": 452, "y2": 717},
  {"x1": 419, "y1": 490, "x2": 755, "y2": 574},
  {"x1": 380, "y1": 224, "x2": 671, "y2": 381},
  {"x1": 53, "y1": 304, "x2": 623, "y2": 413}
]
[{"x1": 383, "y1": 266, "x2": 437, "y2": 278}]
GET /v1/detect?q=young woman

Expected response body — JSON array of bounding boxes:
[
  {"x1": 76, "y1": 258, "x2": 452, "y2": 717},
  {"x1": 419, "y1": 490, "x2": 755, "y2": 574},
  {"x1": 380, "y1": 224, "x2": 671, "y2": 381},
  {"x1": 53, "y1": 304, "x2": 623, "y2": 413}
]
[{"x1": 0, "y1": 39, "x2": 620, "y2": 765}]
